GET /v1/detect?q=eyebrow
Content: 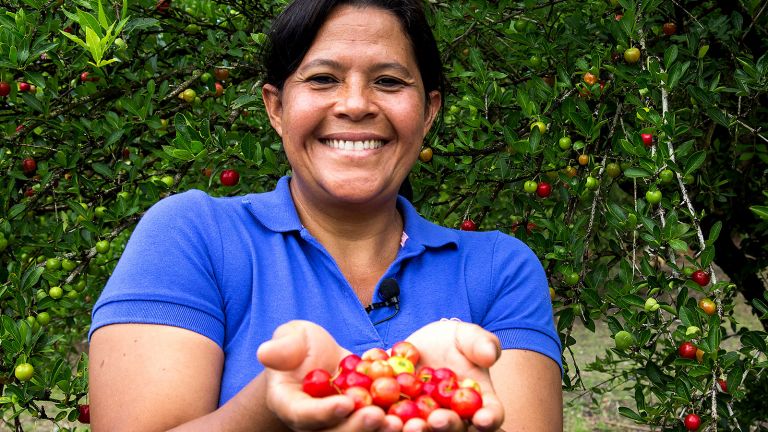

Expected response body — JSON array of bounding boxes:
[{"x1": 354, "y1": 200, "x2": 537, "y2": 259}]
[{"x1": 299, "y1": 59, "x2": 415, "y2": 79}]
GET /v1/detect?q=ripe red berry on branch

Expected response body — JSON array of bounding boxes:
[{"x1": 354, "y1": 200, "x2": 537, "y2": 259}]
[
  {"x1": 460, "y1": 219, "x2": 477, "y2": 231},
  {"x1": 691, "y1": 270, "x2": 710, "y2": 286},
  {"x1": 684, "y1": 413, "x2": 701, "y2": 431}
]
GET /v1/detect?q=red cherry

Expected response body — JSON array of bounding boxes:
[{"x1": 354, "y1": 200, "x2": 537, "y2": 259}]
[
  {"x1": 0, "y1": 81, "x2": 10, "y2": 97},
  {"x1": 460, "y1": 219, "x2": 477, "y2": 231},
  {"x1": 370, "y1": 376, "x2": 400, "y2": 409},
  {"x1": 450, "y1": 387, "x2": 483, "y2": 420},
  {"x1": 663, "y1": 22, "x2": 677, "y2": 36},
  {"x1": 691, "y1": 270, "x2": 710, "y2": 286},
  {"x1": 396, "y1": 372, "x2": 424, "y2": 399},
  {"x1": 18, "y1": 82, "x2": 31, "y2": 92},
  {"x1": 684, "y1": 413, "x2": 701, "y2": 431},
  {"x1": 641, "y1": 133, "x2": 654, "y2": 147},
  {"x1": 338, "y1": 354, "x2": 362, "y2": 373},
  {"x1": 24, "y1": 188, "x2": 35, "y2": 197},
  {"x1": 388, "y1": 400, "x2": 421, "y2": 423},
  {"x1": 342, "y1": 370, "x2": 373, "y2": 391},
  {"x1": 361, "y1": 347, "x2": 389, "y2": 361},
  {"x1": 390, "y1": 341, "x2": 420, "y2": 365},
  {"x1": 214, "y1": 82, "x2": 224, "y2": 97},
  {"x1": 432, "y1": 367, "x2": 457, "y2": 383},
  {"x1": 717, "y1": 379, "x2": 728, "y2": 393},
  {"x1": 433, "y1": 376, "x2": 458, "y2": 408},
  {"x1": 77, "y1": 404, "x2": 90, "y2": 424},
  {"x1": 220, "y1": 169, "x2": 240, "y2": 186},
  {"x1": 416, "y1": 366, "x2": 434, "y2": 382},
  {"x1": 214, "y1": 67, "x2": 230, "y2": 81},
  {"x1": 155, "y1": 0, "x2": 171, "y2": 13},
  {"x1": 536, "y1": 181, "x2": 552, "y2": 198},
  {"x1": 414, "y1": 395, "x2": 439, "y2": 419},
  {"x1": 80, "y1": 72, "x2": 90, "y2": 82},
  {"x1": 22, "y1": 158, "x2": 37, "y2": 176},
  {"x1": 678, "y1": 342, "x2": 697, "y2": 360},
  {"x1": 302, "y1": 368, "x2": 336, "y2": 398},
  {"x1": 344, "y1": 386, "x2": 373, "y2": 410}
]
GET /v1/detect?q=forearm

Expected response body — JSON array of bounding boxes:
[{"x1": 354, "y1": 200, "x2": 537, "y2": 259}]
[{"x1": 167, "y1": 373, "x2": 291, "y2": 432}]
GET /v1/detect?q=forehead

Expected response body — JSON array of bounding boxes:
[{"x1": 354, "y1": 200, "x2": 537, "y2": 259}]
[{"x1": 304, "y1": 5, "x2": 415, "y2": 61}]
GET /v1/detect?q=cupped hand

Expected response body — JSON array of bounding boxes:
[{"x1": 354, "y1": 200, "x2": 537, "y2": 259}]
[
  {"x1": 257, "y1": 320, "x2": 403, "y2": 432},
  {"x1": 403, "y1": 320, "x2": 504, "y2": 432}
]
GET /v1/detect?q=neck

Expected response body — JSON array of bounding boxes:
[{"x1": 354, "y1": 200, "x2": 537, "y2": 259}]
[{"x1": 289, "y1": 180, "x2": 403, "y2": 246}]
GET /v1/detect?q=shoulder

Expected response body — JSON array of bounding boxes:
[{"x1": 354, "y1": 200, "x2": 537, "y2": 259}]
[
  {"x1": 138, "y1": 189, "x2": 249, "y2": 230},
  {"x1": 145, "y1": 189, "x2": 240, "y2": 216}
]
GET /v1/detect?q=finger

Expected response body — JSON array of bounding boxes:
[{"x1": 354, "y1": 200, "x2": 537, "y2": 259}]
[
  {"x1": 402, "y1": 417, "x2": 429, "y2": 432},
  {"x1": 324, "y1": 405, "x2": 395, "y2": 432},
  {"x1": 454, "y1": 323, "x2": 501, "y2": 369},
  {"x1": 427, "y1": 408, "x2": 465, "y2": 432},
  {"x1": 256, "y1": 321, "x2": 310, "y2": 371},
  {"x1": 271, "y1": 392, "x2": 355, "y2": 430},
  {"x1": 470, "y1": 390, "x2": 504, "y2": 431}
]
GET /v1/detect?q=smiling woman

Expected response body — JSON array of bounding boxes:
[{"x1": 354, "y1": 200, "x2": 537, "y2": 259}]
[{"x1": 87, "y1": 1, "x2": 562, "y2": 431}]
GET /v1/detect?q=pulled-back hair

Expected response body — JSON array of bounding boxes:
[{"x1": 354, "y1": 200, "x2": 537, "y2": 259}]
[{"x1": 262, "y1": 0, "x2": 444, "y2": 100}]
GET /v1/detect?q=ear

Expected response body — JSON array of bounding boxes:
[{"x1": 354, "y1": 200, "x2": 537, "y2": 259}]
[
  {"x1": 262, "y1": 83, "x2": 284, "y2": 137},
  {"x1": 423, "y1": 90, "x2": 442, "y2": 136}
]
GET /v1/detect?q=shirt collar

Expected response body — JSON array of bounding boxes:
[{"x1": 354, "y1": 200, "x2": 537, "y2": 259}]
[{"x1": 242, "y1": 176, "x2": 457, "y2": 250}]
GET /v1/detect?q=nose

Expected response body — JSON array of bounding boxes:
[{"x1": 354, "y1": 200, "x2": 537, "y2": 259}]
[{"x1": 332, "y1": 78, "x2": 377, "y2": 121}]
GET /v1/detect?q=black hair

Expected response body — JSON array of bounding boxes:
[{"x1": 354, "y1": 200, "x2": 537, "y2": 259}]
[{"x1": 263, "y1": 0, "x2": 445, "y2": 102}]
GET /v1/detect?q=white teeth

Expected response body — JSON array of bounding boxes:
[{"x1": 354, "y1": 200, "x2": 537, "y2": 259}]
[{"x1": 323, "y1": 139, "x2": 384, "y2": 150}]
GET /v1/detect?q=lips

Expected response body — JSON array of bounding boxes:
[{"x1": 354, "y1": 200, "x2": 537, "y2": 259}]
[{"x1": 321, "y1": 139, "x2": 386, "y2": 151}]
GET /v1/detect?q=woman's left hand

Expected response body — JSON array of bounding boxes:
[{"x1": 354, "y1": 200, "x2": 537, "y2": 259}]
[{"x1": 401, "y1": 320, "x2": 504, "y2": 432}]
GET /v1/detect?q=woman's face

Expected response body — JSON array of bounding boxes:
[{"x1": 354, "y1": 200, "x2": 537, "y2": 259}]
[{"x1": 262, "y1": 5, "x2": 441, "y2": 208}]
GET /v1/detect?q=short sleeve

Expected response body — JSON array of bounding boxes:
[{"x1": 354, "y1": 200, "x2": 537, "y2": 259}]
[
  {"x1": 89, "y1": 190, "x2": 225, "y2": 347},
  {"x1": 483, "y1": 233, "x2": 562, "y2": 372}
]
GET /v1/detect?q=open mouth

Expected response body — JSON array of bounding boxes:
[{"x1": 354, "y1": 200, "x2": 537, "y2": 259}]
[{"x1": 321, "y1": 139, "x2": 385, "y2": 151}]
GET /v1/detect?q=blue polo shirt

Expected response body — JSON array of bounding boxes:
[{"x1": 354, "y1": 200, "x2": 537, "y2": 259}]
[{"x1": 90, "y1": 176, "x2": 562, "y2": 405}]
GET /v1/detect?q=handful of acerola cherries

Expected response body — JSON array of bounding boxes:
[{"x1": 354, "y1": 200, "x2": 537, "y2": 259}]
[{"x1": 302, "y1": 341, "x2": 484, "y2": 423}]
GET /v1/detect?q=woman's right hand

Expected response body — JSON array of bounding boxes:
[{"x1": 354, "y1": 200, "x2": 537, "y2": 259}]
[{"x1": 257, "y1": 320, "x2": 403, "y2": 432}]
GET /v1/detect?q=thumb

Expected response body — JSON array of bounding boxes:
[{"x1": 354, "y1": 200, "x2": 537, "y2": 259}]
[
  {"x1": 455, "y1": 323, "x2": 502, "y2": 369},
  {"x1": 257, "y1": 321, "x2": 310, "y2": 371}
]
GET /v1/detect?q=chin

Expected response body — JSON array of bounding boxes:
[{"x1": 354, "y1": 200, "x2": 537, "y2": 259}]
[{"x1": 321, "y1": 177, "x2": 398, "y2": 205}]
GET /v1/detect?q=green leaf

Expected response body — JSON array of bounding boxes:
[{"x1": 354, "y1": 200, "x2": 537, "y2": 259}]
[
  {"x1": 644, "y1": 361, "x2": 667, "y2": 386},
  {"x1": 669, "y1": 239, "x2": 688, "y2": 251},
  {"x1": 750, "y1": 205, "x2": 768, "y2": 220},
  {"x1": 664, "y1": 45, "x2": 678, "y2": 70},
  {"x1": 77, "y1": 8, "x2": 104, "y2": 38},
  {"x1": 740, "y1": 331, "x2": 766, "y2": 352},
  {"x1": 124, "y1": 18, "x2": 160, "y2": 33},
  {"x1": 707, "y1": 221, "x2": 722, "y2": 243},
  {"x1": 618, "y1": 407, "x2": 643, "y2": 422},
  {"x1": 623, "y1": 167, "x2": 651, "y2": 178},
  {"x1": 698, "y1": 45, "x2": 709, "y2": 58},
  {"x1": 21, "y1": 266, "x2": 44, "y2": 291},
  {"x1": 85, "y1": 26, "x2": 104, "y2": 64},
  {"x1": 705, "y1": 107, "x2": 730, "y2": 127},
  {"x1": 707, "y1": 314, "x2": 721, "y2": 352},
  {"x1": 8, "y1": 203, "x2": 28, "y2": 219},
  {"x1": 60, "y1": 31, "x2": 88, "y2": 49},
  {"x1": 92, "y1": 162, "x2": 114, "y2": 179},
  {"x1": 97, "y1": 0, "x2": 109, "y2": 30},
  {"x1": 232, "y1": 95, "x2": 261, "y2": 110},
  {"x1": 683, "y1": 151, "x2": 706, "y2": 176}
]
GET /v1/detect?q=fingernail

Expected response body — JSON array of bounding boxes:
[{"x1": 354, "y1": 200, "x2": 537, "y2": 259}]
[
  {"x1": 431, "y1": 418, "x2": 448, "y2": 431},
  {"x1": 335, "y1": 404, "x2": 352, "y2": 417},
  {"x1": 364, "y1": 415, "x2": 380, "y2": 429}
]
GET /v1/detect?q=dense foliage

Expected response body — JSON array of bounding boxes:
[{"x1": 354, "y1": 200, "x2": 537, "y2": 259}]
[{"x1": 1, "y1": 0, "x2": 766, "y2": 430}]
